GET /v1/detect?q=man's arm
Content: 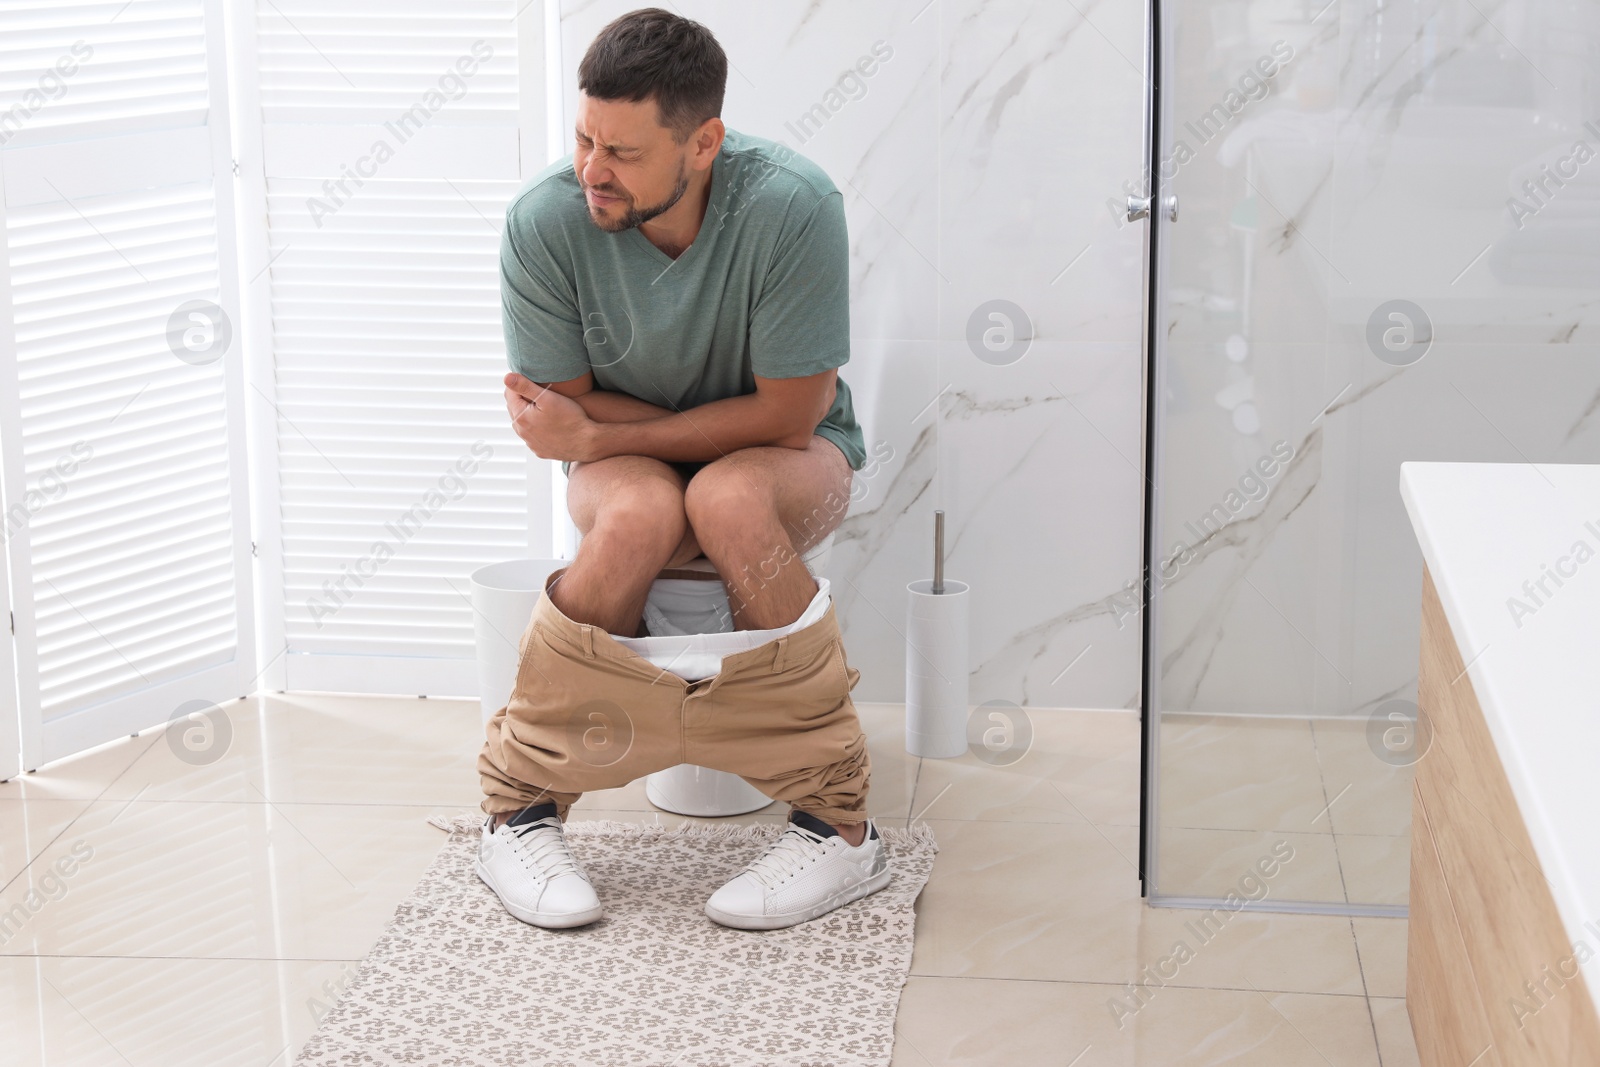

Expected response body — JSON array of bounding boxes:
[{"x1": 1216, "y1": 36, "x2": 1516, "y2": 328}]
[
  {"x1": 523, "y1": 369, "x2": 674, "y2": 424},
  {"x1": 589, "y1": 368, "x2": 837, "y2": 460},
  {"x1": 506, "y1": 368, "x2": 836, "y2": 462}
]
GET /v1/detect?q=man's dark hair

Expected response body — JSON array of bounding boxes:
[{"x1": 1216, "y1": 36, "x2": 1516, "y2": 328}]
[{"x1": 578, "y1": 8, "x2": 727, "y2": 143}]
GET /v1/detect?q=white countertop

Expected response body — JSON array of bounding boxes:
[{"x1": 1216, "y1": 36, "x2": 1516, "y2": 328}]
[{"x1": 1401, "y1": 462, "x2": 1600, "y2": 995}]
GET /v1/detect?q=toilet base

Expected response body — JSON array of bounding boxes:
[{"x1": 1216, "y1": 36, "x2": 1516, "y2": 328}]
[{"x1": 645, "y1": 764, "x2": 774, "y2": 818}]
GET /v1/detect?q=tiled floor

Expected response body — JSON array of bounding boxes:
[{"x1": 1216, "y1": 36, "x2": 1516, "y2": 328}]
[
  {"x1": 0, "y1": 694, "x2": 1421, "y2": 1066},
  {"x1": 1156, "y1": 714, "x2": 1414, "y2": 907}
]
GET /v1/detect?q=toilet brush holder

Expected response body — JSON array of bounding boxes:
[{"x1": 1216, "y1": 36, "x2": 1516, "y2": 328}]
[
  {"x1": 905, "y1": 509, "x2": 969, "y2": 758},
  {"x1": 905, "y1": 578, "x2": 970, "y2": 757}
]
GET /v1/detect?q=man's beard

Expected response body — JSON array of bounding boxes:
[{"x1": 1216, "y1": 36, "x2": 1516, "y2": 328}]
[{"x1": 583, "y1": 161, "x2": 690, "y2": 233}]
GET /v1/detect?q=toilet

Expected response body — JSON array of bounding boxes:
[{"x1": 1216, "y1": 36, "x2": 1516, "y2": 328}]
[{"x1": 468, "y1": 532, "x2": 836, "y2": 818}]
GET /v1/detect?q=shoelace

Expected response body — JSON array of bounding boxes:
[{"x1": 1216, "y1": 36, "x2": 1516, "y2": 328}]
[
  {"x1": 502, "y1": 817, "x2": 583, "y2": 881},
  {"x1": 742, "y1": 827, "x2": 832, "y2": 890}
]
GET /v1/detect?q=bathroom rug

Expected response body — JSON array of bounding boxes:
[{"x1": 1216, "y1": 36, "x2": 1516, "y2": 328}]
[{"x1": 293, "y1": 814, "x2": 938, "y2": 1067}]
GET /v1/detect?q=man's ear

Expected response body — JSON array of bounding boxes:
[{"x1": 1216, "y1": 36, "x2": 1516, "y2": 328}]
[{"x1": 690, "y1": 118, "x2": 725, "y2": 171}]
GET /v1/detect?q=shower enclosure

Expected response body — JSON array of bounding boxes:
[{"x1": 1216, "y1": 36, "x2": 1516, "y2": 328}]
[{"x1": 1140, "y1": 0, "x2": 1600, "y2": 912}]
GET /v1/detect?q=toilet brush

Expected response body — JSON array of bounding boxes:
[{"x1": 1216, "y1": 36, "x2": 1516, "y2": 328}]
[{"x1": 905, "y1": 510, "x2": 970, "y2": 758}]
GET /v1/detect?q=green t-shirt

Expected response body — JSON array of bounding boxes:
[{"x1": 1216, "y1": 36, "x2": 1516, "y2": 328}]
[{"x1": 499, "y1": 128, "x2": 866, "y2": 477}]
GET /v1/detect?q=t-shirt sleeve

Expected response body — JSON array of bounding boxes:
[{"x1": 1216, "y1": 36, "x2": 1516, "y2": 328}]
[
  {"x1": 500, "y1": 209, "x2": 590, "y2": 383},
  {"x1": 748, "y1": 191, "x2": 851, "y2": 379}
]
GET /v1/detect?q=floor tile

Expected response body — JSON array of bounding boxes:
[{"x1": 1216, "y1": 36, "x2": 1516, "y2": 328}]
[
  {"x1": 97, "y1": 694, "x2": 485, "y2": 808},
  {"x1": 1245, "y1": 991, "x2": 1383, "y2": 1066},
  {"x1": 856, "y1": 701, "x2": 920, "y2": 821},
  {"x1": 1311, "y1": 719, "x2": 1413, "y2": 838},
  {"x1": 1352, "y1": 917, "x2": 1408, "y2": 999},
  {"x1": 1335, "y1": 834, "x2": 1409, "y2": 908},
  {"x1": 575, "y1": 774, "x2": 667, "y2": 812},
  {"x1": 1158, "y1": 715, "x2": 1330, "y2": 832},
  {"x1": 0, "y1": 955, "x2": 355, "y2": 1067},
  {"x1": 892, "y1": 976, "x2": 1382, "y2": 1066},
  {"x1": 0, "y1": 799, "x2": 450, "y2": 961},
  {"x1": 1154, "y1": 827, "x2": 1347, "y2": 904},
  {"x1": 0, "y1": 798, "x2": 96, "y2": 893},
  {"x1": 1122, "y1": 988, "x2": 1380, "y2": 1066},
  {"x1": 0, "y1": 732, "x2": 158, "y2": 802},
  {"x1": 1050, "y1": 710, "x2": 1142, "y2": 826},
  {"x1": 907, "y1": 818, "x2": 1146, "y2": 984},
  {"x1": 890, "y1": 975, "x2": 1131, "y2": 1066},
  {"x1": 909, "y1": 708, "x2": 1140, "y2": 827},
  {"x1": 1369, "y1": 996, "x2": 1422, "y2": 1067},
  {"x1": 1137, "y1": 908, "x2": 1365, "y2": 995}
]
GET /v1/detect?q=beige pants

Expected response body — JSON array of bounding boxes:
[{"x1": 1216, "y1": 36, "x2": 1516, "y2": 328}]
[{"x1": 478, "y1": 567, "x2": 872, "y2": 826}]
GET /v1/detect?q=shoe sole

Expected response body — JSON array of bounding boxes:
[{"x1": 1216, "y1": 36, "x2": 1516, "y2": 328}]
[
  {"x1": 704, "y1": 864, "x2": 893, "y2": 931},
  {"x1": 473, "y1": 856, "x2": 604, "y2": 929}
]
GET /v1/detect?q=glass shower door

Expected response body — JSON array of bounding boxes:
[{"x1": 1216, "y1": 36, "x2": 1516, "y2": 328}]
[{"x1": 1142, "y1": 0, "x2": 1600, "y2": 912}]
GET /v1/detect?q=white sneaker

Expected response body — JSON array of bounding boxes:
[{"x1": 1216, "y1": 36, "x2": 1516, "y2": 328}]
[
  {"x1": 474, "y1": 803, "x2": 603, "y2": 929},
  {"x1": 705, "y1": 810, "x2": 891, "y2": 930}
]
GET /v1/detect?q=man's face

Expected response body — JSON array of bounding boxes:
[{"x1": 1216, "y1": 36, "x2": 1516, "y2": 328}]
[{"x1": 573, "y1": 93, "x2": 692, "y2": 233}]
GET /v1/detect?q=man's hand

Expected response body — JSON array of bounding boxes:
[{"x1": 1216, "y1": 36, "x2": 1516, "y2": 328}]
[{"x1": 504, "y1": 372, "x2": 599, "y2": 462}]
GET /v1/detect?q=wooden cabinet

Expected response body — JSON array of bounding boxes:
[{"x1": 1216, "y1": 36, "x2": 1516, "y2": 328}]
[{"x1": 1409, "y1": 567, "x2": 1600, "y2": 1065}]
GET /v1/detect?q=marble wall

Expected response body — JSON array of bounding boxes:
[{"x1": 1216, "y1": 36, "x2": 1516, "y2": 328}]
[{"x1": 557, "y1": 0, "x2": 1151, "y2": 710}]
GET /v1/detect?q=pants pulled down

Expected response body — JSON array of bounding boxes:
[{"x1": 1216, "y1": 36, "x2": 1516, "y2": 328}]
[{"x1": 477, "y1": 567, "x2": 872, "y2": 827}]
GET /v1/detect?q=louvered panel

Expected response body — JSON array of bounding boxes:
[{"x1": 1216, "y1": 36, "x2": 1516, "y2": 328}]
[
  {"x1": 8, "y1": 188, "x2": 227, "y2": 407},
  {"x1": 0, "y1": 527, "x2": 16, "y2": 781},
  {"x1": 5, "y1": 181, "x2": 239, "y2": 719},
  {"x1": 254, "y1": 0, "x2": 517, "y2": 124},
  {"x1": 21, "y1": 391, "x2": 223, "y2": 476},
  {"x1": 0, "y1": 0, "x2": 209, "y2": 147},
  {"x1": 264, "y1": 177, "x2": 528, "y2": 662}
]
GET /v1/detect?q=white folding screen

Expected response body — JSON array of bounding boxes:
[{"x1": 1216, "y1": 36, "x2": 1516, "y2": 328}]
[
  {"x1": 0, "y1": 495, "x2": 17, "y2": 780},
  {"x1": 0, "y1": 0, "x2": 255, "y2": 770},
  {"x1": 234, "y1": 1, "x2": 551, "y2": 696}
]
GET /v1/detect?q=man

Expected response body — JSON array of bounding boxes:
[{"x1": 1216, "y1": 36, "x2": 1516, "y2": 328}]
[{"x1": 475, "y1": 8, "x2": 885, "y2": 932}]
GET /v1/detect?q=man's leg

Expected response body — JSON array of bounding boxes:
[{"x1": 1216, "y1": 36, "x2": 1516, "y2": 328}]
[
  {"x1": 683, "y1": 435, "x2": 853, "y2": 632},
  {"x1": 682, "y1": 435, "x2": 865, "y2": 843},
  {"x1": 685, "y1": 601, "x2": 870, "y2": 824},
  {"x1": 691, "y1": 586, "x2": 885, "y2": 930},
  {"x1": 556, "y1": 454, "x2": 704, "y2": 637},
  {"x1": 484, "y1": 454, "x2": 699, "y2": 829},
  {"x1": 479, "y1": 563, "x2": 691, "y2": 824}
]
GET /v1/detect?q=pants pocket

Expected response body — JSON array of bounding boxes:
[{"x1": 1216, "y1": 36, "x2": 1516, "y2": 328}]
[
  {"x1": 511, "y1": 621, "x2": 545, "y2": 695},
  {"x1": 774, "y1": 634, "x2": 856, "y2": 725},
  {"x1": 836, "y1": 636, "x2": 862, "y2": 693},
  {"x1": 830, "y1": 636, "x2": 858, "y2": 696}
]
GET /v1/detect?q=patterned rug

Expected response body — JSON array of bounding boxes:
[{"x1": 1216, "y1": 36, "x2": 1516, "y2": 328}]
[{"x1": 294, "y1": 814, "x2": 939, "y2": 1067}]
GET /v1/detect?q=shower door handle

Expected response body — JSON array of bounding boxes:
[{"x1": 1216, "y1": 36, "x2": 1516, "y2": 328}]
[{"x1": 1127, "y1": 194, "x2": 1179, "y2": 223}]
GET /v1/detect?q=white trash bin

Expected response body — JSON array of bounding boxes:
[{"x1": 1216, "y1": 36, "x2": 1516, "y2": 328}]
[
  {"x1": 468, "y1": 533, "x2": 835, "y2": 818},
  {"x1": 470, "y1": 558, "x2": 567, "y2": 724}
]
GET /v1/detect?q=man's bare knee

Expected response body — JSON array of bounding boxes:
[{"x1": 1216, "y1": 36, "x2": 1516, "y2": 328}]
[
  {"x1": 571, "y1": 460, "x2": 688, "y2": 535},
  {"x1": 586, "y1": 489, "x2": 688, "y2": 554},
  {"x1": 682, "y1": 463, "x2": 776, "y2": 535}
]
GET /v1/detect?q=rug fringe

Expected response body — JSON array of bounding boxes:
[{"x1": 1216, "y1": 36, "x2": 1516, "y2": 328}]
[
  {"x1": 891, "y1": 820, "x2": 942, "y2": 853},
  {"x1": 426, "y1": 811, "x2": 939, "y2": 852},
  {"x1": 427, "y1": 812, "x2": 483, "y2": 836}
]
